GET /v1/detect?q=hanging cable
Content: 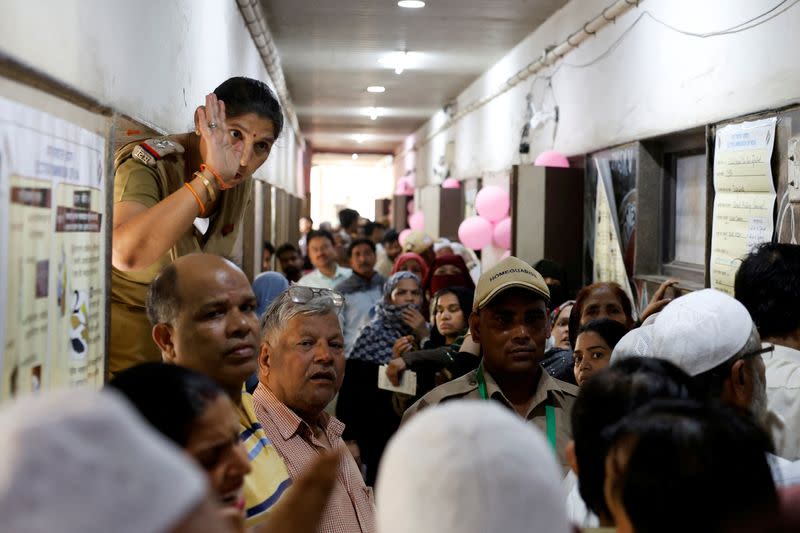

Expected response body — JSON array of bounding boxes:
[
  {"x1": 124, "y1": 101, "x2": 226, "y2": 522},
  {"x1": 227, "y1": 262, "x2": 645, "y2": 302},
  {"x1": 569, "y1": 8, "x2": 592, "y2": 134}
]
[{"x1": 405, "y1": 0, "x2": 800, "y2": 154}]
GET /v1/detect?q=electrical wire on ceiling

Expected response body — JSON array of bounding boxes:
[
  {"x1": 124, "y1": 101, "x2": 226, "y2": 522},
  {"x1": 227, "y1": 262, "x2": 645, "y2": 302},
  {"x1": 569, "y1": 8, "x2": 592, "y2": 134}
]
[
  {"x1": 553, "y1": 0, "x2": 800, "y2": 73},
  {"x1": 406, "y1": 0, "x2": 800, "y2": 154}
]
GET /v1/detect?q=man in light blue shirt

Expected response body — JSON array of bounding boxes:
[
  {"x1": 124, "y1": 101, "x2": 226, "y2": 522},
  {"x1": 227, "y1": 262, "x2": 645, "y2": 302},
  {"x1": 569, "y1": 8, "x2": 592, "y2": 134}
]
[
  {"x1": 298, "y1": 229, "x2": 352, "y2": 289},
  {"x1": 336, "y1": 238, "x2": 386, "y2": 354}
]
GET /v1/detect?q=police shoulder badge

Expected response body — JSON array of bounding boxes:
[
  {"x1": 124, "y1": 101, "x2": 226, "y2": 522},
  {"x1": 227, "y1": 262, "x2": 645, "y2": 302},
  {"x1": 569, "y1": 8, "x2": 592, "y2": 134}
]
[{"x1": 131, "y1": 138, "x2": 185, "y2": 168}]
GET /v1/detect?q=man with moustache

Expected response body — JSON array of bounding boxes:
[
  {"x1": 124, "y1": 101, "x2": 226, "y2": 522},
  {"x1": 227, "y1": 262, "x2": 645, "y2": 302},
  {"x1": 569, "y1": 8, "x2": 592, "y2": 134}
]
[
  {"x1": 146, "y1": 253, "x2": 291, "y2": 528},
  {"x1": 336, "y1": 238, "x2": 386, "y2": 354},
  {"x1": 402, "y1": 256, "x2": 579, "y2": 473},
  {"x1": 252, "y1": 286, "x2": 376, "y2": 533}
]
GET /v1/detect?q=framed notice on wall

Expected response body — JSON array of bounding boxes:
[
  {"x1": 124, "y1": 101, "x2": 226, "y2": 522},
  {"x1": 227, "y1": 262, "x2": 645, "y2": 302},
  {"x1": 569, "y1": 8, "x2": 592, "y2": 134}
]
[{"x1": 0, "y1": 95, "x2": 107, "y2": 399}]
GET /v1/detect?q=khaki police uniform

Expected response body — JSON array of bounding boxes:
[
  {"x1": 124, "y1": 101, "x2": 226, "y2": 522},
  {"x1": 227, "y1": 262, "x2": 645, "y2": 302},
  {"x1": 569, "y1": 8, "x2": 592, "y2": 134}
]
[
  {"x1": 402, "y1": 361, "x2": 579, "y2": 474},
  {"x1": 110, "y1": 137, "x2": 252, "y2": 376}
]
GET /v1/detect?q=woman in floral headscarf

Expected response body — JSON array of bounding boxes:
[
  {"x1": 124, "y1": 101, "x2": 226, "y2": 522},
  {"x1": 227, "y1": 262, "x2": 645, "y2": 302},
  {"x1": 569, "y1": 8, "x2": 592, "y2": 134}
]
[
  {"x1": 347, "y1": 271, "x2": 428, "y2": 363},
  {"x1": 337, "y1": 271, "x2": 428, "y2": 485}
]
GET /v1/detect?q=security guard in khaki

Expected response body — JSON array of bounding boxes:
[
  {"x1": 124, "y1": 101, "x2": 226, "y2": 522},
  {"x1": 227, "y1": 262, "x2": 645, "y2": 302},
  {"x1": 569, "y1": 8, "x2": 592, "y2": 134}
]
[{"x1": 403, "y1": 256, "x2": 579, "y2": 473}]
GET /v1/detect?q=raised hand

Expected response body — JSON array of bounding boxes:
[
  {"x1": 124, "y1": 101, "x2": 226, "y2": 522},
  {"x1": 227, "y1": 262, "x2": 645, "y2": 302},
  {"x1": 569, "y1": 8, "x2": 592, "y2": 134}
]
[
  {"x1": 196, "y1": 93, "x2": 245, "y2": 188},
  {"x1": 400, "y1": 308, "x2": 429, "y2": 341},
  {"x1": 640, "y1": 279, "x2": 679, "y2": 323}
]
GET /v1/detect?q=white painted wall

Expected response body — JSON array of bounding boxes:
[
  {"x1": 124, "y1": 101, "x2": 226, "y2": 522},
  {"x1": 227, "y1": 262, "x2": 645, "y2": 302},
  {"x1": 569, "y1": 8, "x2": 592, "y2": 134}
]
[
  {"x1": 1, "y1": 0, "x2": 300, "y2": 195},
  {"x1": 402, "y1": 0, "x2": 800, "y2": 185}
]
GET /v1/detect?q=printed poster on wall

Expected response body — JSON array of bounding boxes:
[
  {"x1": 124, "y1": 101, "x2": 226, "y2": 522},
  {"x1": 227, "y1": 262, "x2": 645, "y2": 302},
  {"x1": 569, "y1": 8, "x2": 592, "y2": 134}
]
[
  {"x1": 710, "y1": 117, "x2": 777, "y2": 295},
  {"x1": 592, "y1": 159, "x2": 637, "y2": 318},
  {"x1": 0, "y1": 96, "x2": 106, "y2": 399}
]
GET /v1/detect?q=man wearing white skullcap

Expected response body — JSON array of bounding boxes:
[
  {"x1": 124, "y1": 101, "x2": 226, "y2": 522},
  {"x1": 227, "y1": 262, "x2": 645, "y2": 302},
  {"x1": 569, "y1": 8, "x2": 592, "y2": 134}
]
[
  {"x1": 0, "y1": 388, "x2": 229, "y2": 533},
  {"x1": 610, "y1": 289, "x2": 769, "y2": 412},
  {"x1": 376, "y1": 401, "x2": 572, "y2": 533},
  {"x1": 609, "y1": 288, "x2": 800, "y2": 486}
]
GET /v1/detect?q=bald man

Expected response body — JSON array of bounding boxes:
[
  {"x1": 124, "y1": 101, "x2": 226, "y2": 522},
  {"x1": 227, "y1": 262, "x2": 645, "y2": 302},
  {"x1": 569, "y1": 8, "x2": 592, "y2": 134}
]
[{"x1": 146, "y1": 253, "x2": 291, "y2": 528}]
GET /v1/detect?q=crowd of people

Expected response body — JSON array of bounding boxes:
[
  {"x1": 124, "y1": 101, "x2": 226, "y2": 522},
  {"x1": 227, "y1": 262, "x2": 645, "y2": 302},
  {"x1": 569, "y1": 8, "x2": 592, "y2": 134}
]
[{"x1": 4, "y1": 77, "x2": 800, "y2": 533}]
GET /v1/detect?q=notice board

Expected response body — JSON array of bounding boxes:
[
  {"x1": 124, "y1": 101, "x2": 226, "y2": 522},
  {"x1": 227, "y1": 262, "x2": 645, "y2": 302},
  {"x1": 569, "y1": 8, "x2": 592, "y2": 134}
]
[
  {"x1": 710, "y1": 117, "x2": 777, "y2": 295},
  {"x1": 0, "y1": 89, "x2": 108, "y2": 399}
]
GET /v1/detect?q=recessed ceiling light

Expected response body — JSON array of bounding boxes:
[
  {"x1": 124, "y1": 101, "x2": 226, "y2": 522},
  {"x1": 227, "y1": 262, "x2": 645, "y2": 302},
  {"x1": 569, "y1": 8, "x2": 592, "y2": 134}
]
[
  {"x1": 398, "y1": 0, "x2": 425, "y2": 8},
  {"x1": 367, "y1": 86, "x2": 386, "y2": 93},
  {"x1": 364, "y1": 107, "x2": 382, "y2": 120},
  {"x1": 352, "y1": 153, "x2": 359, "y2": 160},
  {"x1": 378, "y1": 51, "x2": 413, "y2": 75},
  {"x1": 354, "y1": 134, "x2": 366, "y2": 144}
]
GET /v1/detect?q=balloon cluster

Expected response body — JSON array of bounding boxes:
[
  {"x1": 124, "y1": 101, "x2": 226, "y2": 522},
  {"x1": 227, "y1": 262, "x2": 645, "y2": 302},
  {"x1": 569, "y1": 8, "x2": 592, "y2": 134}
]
[{"x1": 458, "y1": 186, "x2": 512, "y2": 252}]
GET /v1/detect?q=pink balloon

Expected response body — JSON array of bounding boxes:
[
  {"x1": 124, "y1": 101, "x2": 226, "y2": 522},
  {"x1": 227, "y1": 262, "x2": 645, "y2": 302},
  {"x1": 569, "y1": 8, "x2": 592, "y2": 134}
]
[
  {"x1": 500, "y1": 250, "x2": 511, "y2": 259},
  {"x1": 442, "y1": 178, "x2": 461, "y2": 189},
  {"x1": 458, "y1": 216, "x2": 493, "y2": 250},
  {"x1": 534, "y1": 150, "x2": 570, "y2": 168},
  {"x1": 399, "y1": 228, "x2": 413, "y2": 247},
  {"x1": 408, "y1": 211, "x2": 425, "y2": 231},
  {"x1": 406, "y1": 200, "x2": 415, "y2": 214},
  {"x1": 475, "y1": 186, "x2": 510, "y2": 223},
  {"x1": 493, "y1": 217, "x2": 512, "y2": 249}
]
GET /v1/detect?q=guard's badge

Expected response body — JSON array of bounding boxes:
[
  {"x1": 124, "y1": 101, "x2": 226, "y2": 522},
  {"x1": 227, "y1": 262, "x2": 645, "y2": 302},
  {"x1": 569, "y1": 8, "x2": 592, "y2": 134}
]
[{"x1": 131, "y1": 138, "x2": 185, "y2": 168}]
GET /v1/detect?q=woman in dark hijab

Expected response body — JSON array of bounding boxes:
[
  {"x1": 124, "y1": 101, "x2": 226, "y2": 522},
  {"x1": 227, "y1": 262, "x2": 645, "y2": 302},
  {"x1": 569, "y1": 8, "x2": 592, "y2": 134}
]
[{"x1": 424, "y1": 254, "x2": 475, "y2": 298}]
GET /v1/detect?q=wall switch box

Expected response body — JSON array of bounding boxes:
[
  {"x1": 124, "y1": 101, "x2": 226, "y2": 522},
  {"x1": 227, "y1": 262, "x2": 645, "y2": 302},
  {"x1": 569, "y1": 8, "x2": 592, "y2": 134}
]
[{"x1": 787, "y1": 137, "x2": 800, "y2": 203}]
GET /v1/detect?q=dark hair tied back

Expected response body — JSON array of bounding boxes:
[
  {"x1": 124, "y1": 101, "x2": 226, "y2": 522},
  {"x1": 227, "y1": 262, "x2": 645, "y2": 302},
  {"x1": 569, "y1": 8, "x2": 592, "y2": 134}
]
[{"x1": 214, "y1": 77, "x2": 284, "y2": 139}]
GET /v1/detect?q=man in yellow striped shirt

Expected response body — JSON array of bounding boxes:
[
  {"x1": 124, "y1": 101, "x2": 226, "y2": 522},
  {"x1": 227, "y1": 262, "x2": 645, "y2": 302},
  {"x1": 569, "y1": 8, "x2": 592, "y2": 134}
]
[{"x1": 147, "y1": 253, "x2": 291, "y2": 528}]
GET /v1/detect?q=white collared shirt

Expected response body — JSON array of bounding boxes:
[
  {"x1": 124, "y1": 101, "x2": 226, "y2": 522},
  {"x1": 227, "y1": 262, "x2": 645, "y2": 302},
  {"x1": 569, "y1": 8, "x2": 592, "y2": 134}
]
[{"x1": 297, "y1": 265, "x2": 353, "y2": 290}]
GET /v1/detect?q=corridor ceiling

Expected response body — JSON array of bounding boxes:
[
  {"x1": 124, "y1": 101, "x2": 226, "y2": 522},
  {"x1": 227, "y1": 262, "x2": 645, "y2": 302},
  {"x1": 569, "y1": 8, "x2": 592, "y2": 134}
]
[{"x1": 260, "y1": 0, "x2": 569, "y2": 154}]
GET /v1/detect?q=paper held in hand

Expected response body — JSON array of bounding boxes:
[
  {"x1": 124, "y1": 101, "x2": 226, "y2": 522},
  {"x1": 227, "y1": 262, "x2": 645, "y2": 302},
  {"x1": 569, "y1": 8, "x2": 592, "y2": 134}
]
[{"x1": 377, "y1": 365, "x2": 417, "y2": 395}]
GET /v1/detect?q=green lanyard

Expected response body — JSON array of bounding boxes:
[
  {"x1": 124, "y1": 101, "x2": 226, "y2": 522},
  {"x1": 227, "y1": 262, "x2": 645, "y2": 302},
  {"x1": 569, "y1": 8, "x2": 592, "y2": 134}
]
[{"x1": 475, "y1": 366, "x2": 558, "y2": 452}]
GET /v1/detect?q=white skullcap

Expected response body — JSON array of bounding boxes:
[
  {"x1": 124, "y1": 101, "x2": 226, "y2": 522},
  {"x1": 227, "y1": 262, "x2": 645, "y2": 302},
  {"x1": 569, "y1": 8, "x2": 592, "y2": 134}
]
[
  {"x1": 0, "y1": 388, "x2": 207, "y2": 533},
  {"x1": 613, "y1": 289, "x2": 755, "y2": 376},
  {"x1": 610, "y1": 312, "x2": 659, "y2": 363},
  {"x1": 611, "y1": 325, "x2": 654, "y2": 362},
  {"x1": 376, "y1": 401, "x2": 571, "y2": 533}
]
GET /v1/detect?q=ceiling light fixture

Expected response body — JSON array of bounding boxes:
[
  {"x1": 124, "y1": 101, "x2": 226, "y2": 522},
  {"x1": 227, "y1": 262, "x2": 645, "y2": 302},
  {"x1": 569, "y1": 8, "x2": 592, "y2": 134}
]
[
  {"x1": 352, "y1": 153, "x2": 359, "y2": 160},
  {"x1": 379, "y1": 51, "x2": 412, "y2": 75},
  {"x1": 394, "y1": 53, "x2": 407, "y2": 75},
  {"x1": 398, "y1": 0, "x2": 425, "y2": 8},
  {"x1": 354, "y1": 134, "x2": 366, "y2": 144},
  {"x1": 367, "y1": 86, "x2": 386, "y2": 93},
  {"x1": 364, "y1": 107, "x2": 382, "y2": 120}
]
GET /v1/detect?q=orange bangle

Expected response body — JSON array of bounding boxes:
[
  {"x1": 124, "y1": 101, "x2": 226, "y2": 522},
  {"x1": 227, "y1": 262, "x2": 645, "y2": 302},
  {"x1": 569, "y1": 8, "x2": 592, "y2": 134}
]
[
  {"x1": 200, "y1": 163, "x2": 232, "y2": 191},
  {"x1": 183, "y1": 182, "x2": 206, "y2": 216}
]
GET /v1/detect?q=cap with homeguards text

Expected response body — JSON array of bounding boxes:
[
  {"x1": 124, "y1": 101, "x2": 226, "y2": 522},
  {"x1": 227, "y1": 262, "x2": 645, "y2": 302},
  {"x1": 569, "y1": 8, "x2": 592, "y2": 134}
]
[{"x1": 473, "y1": 256, "x2": 550, "y2": 310}]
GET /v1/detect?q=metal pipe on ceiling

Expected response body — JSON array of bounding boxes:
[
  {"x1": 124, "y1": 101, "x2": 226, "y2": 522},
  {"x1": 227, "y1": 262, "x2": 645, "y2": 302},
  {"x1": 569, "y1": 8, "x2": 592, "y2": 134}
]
[
  {"x1": 236, "y1": 0, "x2": 304, "y2": 148},
  {"x1": 413, "y1": 0, "x2": 643, "y2": 151}
]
